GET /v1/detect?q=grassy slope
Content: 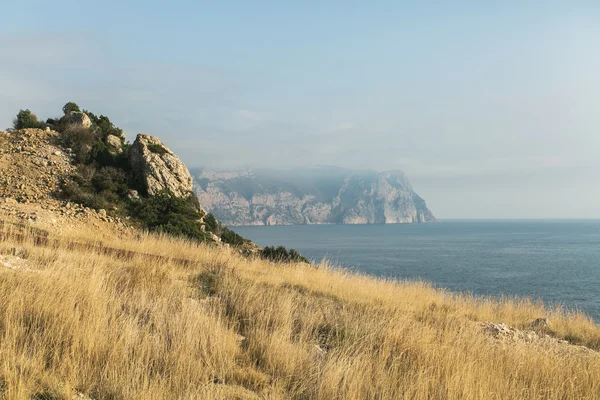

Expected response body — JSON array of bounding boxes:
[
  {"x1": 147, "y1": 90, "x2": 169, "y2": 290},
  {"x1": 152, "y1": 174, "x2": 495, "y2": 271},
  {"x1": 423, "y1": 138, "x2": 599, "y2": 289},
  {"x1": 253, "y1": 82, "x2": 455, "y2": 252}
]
[{"x1": 0, "y1": 221, "x2": 599, "y2": 399}]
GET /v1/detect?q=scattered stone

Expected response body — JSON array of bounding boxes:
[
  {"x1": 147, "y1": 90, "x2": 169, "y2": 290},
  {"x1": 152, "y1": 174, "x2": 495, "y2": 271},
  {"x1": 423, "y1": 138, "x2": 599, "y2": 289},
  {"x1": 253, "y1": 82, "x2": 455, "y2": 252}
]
[
  {"x1": 0, "y1": 255, "x2": 29, "y2": 271},
  {"x1": 313, "y1": 344, "x2": 327, "y2": 359},
  {"x1": 71, "y1": 392, "x2": 93, "y2": 400},
  {"x1": 528, "y1": 318, "x2": 552, "y2": 333}
]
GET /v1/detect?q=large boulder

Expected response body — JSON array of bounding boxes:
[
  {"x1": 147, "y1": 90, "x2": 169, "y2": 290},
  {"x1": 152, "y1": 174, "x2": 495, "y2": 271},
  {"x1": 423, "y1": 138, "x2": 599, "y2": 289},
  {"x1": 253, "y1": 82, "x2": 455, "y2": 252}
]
[
  {"x1": 105, "y1": 134, "x2": 123, "y2": 154},
  {"x1": 60, "y1": 111, "x2": 92, "y2": 129},
  {"x1": 128, "y1": 134, "x2": 193, "y2": 198}
]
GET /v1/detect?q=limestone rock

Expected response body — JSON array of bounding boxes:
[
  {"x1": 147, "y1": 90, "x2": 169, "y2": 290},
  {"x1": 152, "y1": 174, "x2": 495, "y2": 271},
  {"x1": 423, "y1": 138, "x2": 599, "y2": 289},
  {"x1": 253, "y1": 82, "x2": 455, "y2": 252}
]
[
  {"x1": 480, "y1": 321, "x2": 593, "y2": 355},
  {"x1": 127, "y1": 189, "x2": 140, "y2": 202},
  {"x1": 60, "y1": 111, "x2": 92, "y2": 129},
  {"x1": 105, "y1": 134, "x2": 123, "y2": 154},
  {"x1": 128, "y1": 134, "x2": 193, "y2": 198},
  {"x1": 528, "y1": 318, "x2": 552, "y2": 333},
  {"x1": 194, "y1": 168, "x2": 436, "y2": 226}
]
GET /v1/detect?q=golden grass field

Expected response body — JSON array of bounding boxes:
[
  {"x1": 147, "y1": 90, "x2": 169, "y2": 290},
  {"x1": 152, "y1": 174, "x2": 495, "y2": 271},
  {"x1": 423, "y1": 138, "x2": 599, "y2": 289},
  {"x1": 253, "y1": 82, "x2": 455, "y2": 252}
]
[{"x1": 0, "y1": 220, "x2": 600, "y2": 399}]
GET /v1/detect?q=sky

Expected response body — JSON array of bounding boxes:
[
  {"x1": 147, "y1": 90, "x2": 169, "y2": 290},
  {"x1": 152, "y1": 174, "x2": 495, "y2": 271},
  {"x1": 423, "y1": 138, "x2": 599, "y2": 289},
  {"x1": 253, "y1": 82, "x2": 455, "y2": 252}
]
[{"x1": 1, "y1": 1, "x2": 599, "y2": 219}]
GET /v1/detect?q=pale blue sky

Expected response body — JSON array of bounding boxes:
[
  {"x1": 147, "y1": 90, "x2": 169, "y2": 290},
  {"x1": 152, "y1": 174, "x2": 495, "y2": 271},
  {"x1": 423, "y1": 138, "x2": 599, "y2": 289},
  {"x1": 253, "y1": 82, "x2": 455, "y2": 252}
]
[{"x1": 1, "y1": 1, "x2": 599, "y2": 218}]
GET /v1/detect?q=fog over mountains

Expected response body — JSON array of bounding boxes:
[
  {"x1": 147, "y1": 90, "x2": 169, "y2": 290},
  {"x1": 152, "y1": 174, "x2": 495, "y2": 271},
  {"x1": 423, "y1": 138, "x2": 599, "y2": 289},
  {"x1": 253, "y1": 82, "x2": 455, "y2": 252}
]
[{"x1": 192, "y1": 167, "x2": 436, "y2": 226}]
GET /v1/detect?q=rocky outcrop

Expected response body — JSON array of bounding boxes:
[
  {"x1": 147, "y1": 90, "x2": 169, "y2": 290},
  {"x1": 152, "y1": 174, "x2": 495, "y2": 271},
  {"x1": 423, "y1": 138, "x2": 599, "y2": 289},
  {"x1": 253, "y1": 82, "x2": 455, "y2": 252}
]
[
  {"x1": 193, "y1": 168, "x2": 436, "y2": 226},
  {"x1": 128, "y1": 134, "x2": 194, "y2": 198},
  {"x1": 60, "y1": 111, "x2": 92, "y2": 129},
  {"x1": 481, "y1": 320, "x2": 595, "y2": 356},
  {"x1": 105, "y1": 134, "x2": 123, "y2": 154}
]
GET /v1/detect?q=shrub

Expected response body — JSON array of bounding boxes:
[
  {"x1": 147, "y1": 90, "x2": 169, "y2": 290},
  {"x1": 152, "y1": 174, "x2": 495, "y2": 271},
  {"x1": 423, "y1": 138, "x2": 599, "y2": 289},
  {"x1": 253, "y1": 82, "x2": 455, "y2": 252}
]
[
  {"x1": 91, "y1": 167, "x2": 129, "y2": 195},
  {"x1": 194, "y1": 271, "x2": 223, "y2": 297},
  {"x1": 59, "y1": 180, "x2": 104, "y2": 210},
  {"x1": 203, "y1": 213, "x2": 219, "y2": 234},
  {"x1": 60, "y1": 126, "x2": 99, "y2": 163},
  {"x1": 132, "y1": 191, "x2": 209, "y2": 241},
  {"x1": 83, "y1": 110, "x2": 124, "y2": 141},
  {"x1": 13, "y1": 109, "x2": 42, "y2": 130},
  {"x1": 62, "y1": 102, "x2": 80, "y2": 114},
  {"x1": 260, "y1": 245, "x2": 309, "y2": 263},
  {"x1": 50, "y1": 103, "x2": 252, "y2": 248},
  {"x1": 220, "y1": 227, "x2": 247, "y2": 246},
  {"x1": 201, "y1": 213, "x2": 249, "y2": 246},
  {"x1": 58, "y1": 164, "x2": 130, "y2": 215},
  {"x1": 148, "y1": 143, "x2": 168, "y2": 155},
  {"x1": 88, "y1": 141, "x2": 119, "y2": 168}
]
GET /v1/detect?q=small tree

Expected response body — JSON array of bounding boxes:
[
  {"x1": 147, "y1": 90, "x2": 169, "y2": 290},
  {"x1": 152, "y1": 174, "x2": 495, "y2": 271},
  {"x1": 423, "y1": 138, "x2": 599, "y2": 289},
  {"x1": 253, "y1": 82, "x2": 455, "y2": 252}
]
[
  {"x1": 62, "y1": 102, "x2": 81, "y2": 114},
  {"x1": 13, "y1": 109, "x2": 41, "y2": 130}
]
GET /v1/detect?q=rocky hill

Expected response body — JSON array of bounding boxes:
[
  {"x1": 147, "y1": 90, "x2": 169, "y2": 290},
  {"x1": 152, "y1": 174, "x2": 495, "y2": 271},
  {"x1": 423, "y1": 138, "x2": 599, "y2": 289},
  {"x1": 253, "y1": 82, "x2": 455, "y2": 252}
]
[
  {"x1": 0, "y1": 127, "x2": 130, "y2": 233},
  {"x1": 193, "y1": 168, "x2": 437, "y2": 226},
  {"x1": 0, "y1": 104, "x2": 254, "y2": 249}
]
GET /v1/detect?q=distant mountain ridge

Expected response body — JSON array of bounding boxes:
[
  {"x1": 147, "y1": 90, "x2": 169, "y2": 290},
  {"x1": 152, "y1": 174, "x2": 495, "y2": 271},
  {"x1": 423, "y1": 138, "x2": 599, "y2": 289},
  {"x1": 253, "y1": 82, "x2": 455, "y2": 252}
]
[{"x1": 192, "y1": 167, "x2": 436, "y2": 226}]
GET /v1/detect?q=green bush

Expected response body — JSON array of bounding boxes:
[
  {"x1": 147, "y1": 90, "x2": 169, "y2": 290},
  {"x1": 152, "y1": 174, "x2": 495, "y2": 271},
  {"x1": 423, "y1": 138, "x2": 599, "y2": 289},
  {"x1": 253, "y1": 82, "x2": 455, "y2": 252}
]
[
  {"x1": 83, "y1": 110, "x2": 124, "y2": 141},
  {"x1": 203, "y1": 213, "x2": 219, "y2": 234},
  {"x1": 60, "y1": 126, "x2": 99, "y2": 163},
  {"x1": 147, "y1": 143, "x2": 168, "y2": 155},
  {"x1": 50, "y1": 103, "x2": 252, "y2": 248},
  {"x1": 220, "y1": 227, "x2": 247, "y2": 246},
  {"x1": 13, "y1": 109, "x2": 42, "y2": 130},
  {"x1": 59, "y1": 180, "x2": 105, "y2": 210},
  {"x1": 132, "y1": 191, "x2": 209, "y2": 241},
  {"x1": 201, "y1": 213, "x2": 249, "y2": 246},
  {"x1": 62, "y1": 102, "x2": 80, "y2": 114},
  {"x1": 260, "y1": 245, "x2": 309, "y2": 263},
  {"x1": 194, "y1": 271, "x2": 223, "y2": 297}
]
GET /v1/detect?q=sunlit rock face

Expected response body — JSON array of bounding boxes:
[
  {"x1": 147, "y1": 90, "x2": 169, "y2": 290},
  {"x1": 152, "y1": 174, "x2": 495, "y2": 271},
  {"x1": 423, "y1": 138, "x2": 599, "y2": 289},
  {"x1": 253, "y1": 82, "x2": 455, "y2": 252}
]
[
  {"x1": 129, "y1": 134, "x2": 194, "y2": 198},
  {"x1": 193, "y1": 168, "x2": 436, "y2": 226}
]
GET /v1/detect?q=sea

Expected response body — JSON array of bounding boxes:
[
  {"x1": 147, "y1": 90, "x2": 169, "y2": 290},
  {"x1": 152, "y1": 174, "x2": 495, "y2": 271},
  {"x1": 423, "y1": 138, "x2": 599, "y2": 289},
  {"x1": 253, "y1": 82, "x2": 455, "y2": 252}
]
[{"x1": 234, "y1": 220, "x2": 600, "y2": 321}]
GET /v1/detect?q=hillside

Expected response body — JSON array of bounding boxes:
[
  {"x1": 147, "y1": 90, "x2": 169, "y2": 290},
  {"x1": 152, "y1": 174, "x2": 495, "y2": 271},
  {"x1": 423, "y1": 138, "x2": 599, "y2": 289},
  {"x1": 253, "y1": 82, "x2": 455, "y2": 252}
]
[
  {"x1": 1, "y1": 217, "x2": 600, "y2": 399},
  {"x1": 1, "y1": 105, "x2": 265, "y2": 251},
  {"x1": 193, "y1": 168, "x2": 436, "y2": 226}
]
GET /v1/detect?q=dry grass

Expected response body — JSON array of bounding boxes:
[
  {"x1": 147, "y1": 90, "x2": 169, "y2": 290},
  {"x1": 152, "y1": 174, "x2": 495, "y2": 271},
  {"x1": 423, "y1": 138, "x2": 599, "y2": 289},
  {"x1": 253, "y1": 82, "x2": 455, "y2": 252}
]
[{"x1": 0, "y1": 221, "x2": 599, "y2": 399}]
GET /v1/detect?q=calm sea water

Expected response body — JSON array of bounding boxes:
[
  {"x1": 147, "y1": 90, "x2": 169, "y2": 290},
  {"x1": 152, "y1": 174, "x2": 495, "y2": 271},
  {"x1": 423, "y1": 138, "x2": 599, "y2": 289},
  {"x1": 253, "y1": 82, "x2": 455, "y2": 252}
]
[{"x1": 234, "y1": 220, "x2": 600, "y2": 320}]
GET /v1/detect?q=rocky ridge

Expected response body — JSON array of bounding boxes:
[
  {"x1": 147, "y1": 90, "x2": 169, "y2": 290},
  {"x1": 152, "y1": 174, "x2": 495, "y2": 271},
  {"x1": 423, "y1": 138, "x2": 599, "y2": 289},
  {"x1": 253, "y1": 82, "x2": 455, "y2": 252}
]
[
  {"x1": 194, "y1": 168, "x2": 437, "y2": 226},
  {"x1": 0, "y1": 128, "x2": 131, "y2": 234},
  {"x1": 0, "y1": 124, "x2": 249, "y2": 248}
]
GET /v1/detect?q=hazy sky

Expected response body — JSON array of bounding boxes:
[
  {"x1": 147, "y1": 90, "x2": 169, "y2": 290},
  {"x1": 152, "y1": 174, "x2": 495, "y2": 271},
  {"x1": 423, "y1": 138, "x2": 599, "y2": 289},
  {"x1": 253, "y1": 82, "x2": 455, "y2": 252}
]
[{"x1": 1, "y1": 1, "x2": 599, "y2": 219}]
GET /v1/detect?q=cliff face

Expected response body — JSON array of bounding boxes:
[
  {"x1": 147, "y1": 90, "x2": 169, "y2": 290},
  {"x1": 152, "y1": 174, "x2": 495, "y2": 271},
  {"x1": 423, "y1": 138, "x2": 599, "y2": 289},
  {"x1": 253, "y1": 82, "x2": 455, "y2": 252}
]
[{"x1": 193, "y1": 168, "x2": 436, "y2": 226}]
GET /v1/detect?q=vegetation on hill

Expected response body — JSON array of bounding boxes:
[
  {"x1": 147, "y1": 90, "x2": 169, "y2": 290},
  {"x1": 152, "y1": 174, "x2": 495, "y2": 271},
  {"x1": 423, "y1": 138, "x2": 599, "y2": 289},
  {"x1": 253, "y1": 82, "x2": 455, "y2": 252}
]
[
  {"x1": 7, "y1": 104, "x2": 254, "y2": 248},
  {"x1": 13, "y1": 109, "x2": 43, "y2": 130},
  {"x1": 260, "y1": 245, "x2": 310, "y2": 263},
  {"x1": 6, "y1": 104, "x2": 307, "y2": 258},
  {"x1": 0, "y1": 222, "x2": 599, "y2": 399}
]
